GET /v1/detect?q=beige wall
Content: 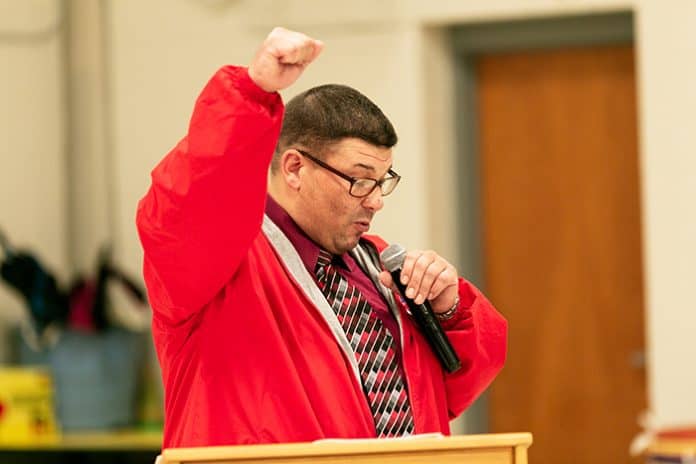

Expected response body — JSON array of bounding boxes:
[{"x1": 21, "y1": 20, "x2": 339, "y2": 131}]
[
  {"x1": 2, "y1": 0, "x2": 695, "y2": 431},
  {"x1": 0, "y1": 0, "x2": 68, "y2": 358},
  {"x1": 633, "y1": 0, "x2": 696, "y2": 428}
]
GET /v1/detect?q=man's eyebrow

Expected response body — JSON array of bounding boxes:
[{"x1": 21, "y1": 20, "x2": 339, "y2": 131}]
[
  {"x1": 352, "y1": 163, "x2": 394, "y2": 175},
  {"x1": 353, "y1": 163, "x2": 376, "y2": 172}
]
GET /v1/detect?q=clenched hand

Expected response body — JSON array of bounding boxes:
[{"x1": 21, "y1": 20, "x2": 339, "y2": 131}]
[{"x1": 248, "y1": 27, "x2": 324, "y2": 93}]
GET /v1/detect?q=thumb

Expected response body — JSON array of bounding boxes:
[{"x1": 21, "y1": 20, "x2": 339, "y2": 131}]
[
  {"x1": 378, "y1": 270, "x2": 393, "y2": 289},
  {"x1": 310, "y1": 39, "x2": 325, "y2": 62}
]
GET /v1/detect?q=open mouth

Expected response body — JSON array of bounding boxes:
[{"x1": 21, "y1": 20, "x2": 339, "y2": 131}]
[{"x1": 354, "y1": 221, "x2": 370, "y2": 233}]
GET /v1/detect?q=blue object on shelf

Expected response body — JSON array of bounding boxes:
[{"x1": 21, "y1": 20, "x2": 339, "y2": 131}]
[{"x1": 18, "y1": 328, "x2": 146, "y2": 430}]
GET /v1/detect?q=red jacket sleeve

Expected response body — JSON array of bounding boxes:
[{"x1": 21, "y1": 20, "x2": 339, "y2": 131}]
[
  {"x1": 439, "y1": 279, "x2": 507, "y2": 418},
  {"x1": 136, "y1": 66, "x2": 283, "y2": 325}
]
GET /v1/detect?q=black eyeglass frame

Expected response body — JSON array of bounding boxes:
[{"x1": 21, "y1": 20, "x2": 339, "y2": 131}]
[{"x1": 295, "y1": 149, "x2": 401, "y2": 198}]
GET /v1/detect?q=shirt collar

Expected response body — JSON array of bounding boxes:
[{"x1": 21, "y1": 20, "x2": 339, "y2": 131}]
[{"x1": 265, "y1": 195, "x2": 351, "y2": 273}]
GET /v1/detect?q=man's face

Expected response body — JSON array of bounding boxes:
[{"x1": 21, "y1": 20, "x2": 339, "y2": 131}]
[{"x1": 295, "y1": 138, "x2": 394, "y2": 254}]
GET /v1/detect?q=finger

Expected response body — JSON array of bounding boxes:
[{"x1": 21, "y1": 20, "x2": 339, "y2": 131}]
[
  {"x1": 427, "y1": 265, "x2": 457, "y2": 300},
  {"x1": 278, "y1": 43, "x2": 315, "y2": 65},
  {"x1": 309, "y1": 39, "x2": 324, "y2": 62},
  {"x1": 413, "y1": 260, "x2": 448, "y2": 305},
  {"x1": 298, "y1": 39, "x2": 321, "y2": 63},
  {"x1": 275, "y1": 36, "x2": 309, "y2": 64},
  {"x1": 277, "y1": 33, "x2": 318, "y2": 65},
  {"x1": 399, "y1": 249, "x2": 420, "y2": 286},
  {"x1": 402, "y1": 251, "x2": 437, "y2": 302},
  {"x1": 378, "y1": 271, "x2": 392, "y2": 289}
]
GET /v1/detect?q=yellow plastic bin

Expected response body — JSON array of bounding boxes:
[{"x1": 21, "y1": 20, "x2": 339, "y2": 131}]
[
  {"x1": 0, "y1": 367, "x2": 59, "y2": 445},
  {"x1": 646, "y1": 428, "x2": 696, "y2": 463}
]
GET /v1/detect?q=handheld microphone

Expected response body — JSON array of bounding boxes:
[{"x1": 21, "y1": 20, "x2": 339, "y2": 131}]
[{"x1": 380, "y1": 244, "x2": 461, "y2": 373}]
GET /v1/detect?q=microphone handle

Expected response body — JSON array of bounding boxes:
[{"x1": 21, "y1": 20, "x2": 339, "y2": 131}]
[{"x1": 390, "y1": 271, "x2": 462, "y2": 373}]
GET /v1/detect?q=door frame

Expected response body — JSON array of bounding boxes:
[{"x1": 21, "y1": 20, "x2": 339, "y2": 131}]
[{"x1": 449, "y1": 11, "x2": 634, "y2": 433}]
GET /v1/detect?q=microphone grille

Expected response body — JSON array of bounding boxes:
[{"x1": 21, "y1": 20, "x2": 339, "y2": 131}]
[{"x1": 380, "y1": 243, "x2": 406, "y2": 272}]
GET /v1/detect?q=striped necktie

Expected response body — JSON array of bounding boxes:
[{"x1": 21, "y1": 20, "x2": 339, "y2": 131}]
[{"x1": 315, "y1": 249, "x2": 415, "y2": 437}]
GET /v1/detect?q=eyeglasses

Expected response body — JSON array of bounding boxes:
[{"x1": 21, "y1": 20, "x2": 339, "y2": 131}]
[{"x1": 296, "y1": 149, "x2": 401, "y2": 198}]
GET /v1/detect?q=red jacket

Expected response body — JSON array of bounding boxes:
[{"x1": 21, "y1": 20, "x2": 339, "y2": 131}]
[{"x1": 136, "y1": 66, "x2": 508, "y2": 448}]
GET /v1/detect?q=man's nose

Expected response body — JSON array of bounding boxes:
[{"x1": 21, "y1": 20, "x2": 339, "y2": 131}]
[{"x1": 361, "y1": 187, "x2": 384, "y2": 212}]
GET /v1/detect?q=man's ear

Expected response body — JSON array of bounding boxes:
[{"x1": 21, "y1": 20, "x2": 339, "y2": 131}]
[{"x1": 280, "y1": 149, "x2": 304, "y2": 191}]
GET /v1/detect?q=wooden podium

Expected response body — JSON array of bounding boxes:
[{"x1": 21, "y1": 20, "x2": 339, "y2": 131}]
[{"x1": 160, "y1": 433, "x2": 532, "y2": 464}]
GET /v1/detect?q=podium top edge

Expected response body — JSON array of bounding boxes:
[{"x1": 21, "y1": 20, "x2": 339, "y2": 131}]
[{"x1": 162, "y1": 432, "x2": 533, "y2": 461}]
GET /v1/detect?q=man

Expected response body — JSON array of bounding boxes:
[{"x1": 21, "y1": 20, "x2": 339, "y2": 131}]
[{"x1": 137, "y1": 27, "x2": 507, "y2": 448}]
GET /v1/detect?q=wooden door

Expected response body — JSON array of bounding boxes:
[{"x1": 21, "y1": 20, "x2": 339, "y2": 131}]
[{"x1": 478, "y1": 45, "x2": 646, "y2": 464}]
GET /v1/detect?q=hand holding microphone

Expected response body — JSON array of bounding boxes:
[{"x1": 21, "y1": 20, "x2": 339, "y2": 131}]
[{"x1": 380, "y1": 244, "x2": 462, "y2": 373}]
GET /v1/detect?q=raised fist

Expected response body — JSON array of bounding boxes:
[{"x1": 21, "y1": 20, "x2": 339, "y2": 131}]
[{"x1": 248, "y1": 27, "x2": 324, "y2": 93}]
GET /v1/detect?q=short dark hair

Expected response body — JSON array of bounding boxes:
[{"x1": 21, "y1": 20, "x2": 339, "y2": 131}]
[{"x1": 271, "y1": 84, "x2": 397, "y2": 173}]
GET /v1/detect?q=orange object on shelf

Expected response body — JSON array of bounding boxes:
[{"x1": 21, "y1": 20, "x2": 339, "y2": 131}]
[{"x1": 646, "y1": 427, "x2": 696, "y2": 463}]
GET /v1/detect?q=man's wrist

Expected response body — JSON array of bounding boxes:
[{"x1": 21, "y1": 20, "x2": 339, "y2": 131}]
[{"x1": 435, "y1": 295, "x2": 460, "y2": 321}]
